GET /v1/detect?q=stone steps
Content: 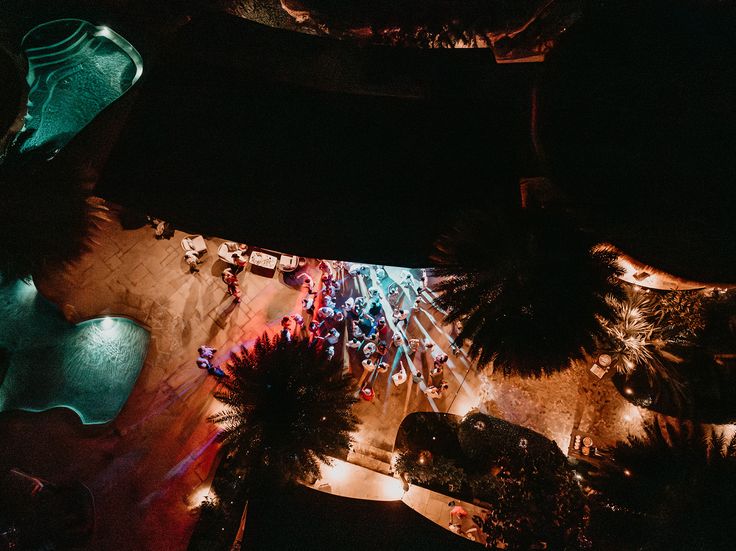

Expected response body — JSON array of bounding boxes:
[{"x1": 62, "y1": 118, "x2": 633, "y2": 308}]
[{"x1": 347, "y1": 441, "x2": 394, "y2": 476}]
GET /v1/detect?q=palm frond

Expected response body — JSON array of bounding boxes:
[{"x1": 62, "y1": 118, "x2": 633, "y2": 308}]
[
  {"x1": 209, "y1": 334, "x2": 359, "y2": 485},
  {"x1": 431, "y1": 210, "x2": 621, "y2": 377}
]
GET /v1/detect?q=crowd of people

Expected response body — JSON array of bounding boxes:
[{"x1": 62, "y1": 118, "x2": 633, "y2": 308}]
[
  {"x1": 297, "y1": 261, "x2": 454, "y2": 401},
  {"x1": 192, "y1": 257, "x2": 457, "y2": 402}
]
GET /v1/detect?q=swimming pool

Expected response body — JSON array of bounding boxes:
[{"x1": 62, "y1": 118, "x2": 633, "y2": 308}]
[
  {"x1": 18, "y1": 19, "x2": 143, "y2": 154},
  {"x1": 0, "y1": 279, "x2": 149, "y2": 424}
]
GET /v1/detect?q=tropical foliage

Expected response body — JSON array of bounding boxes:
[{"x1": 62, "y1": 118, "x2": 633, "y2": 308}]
[
  {"x1": 193, "y1": 335, "x2": 359, "y2": 549},
  {"x1": 188, "y1": 454, "x2": 250, "y2": 551},
  {"x1": 478, "y1": 469, "x2": 588, "y2": 551},
  {"x1": 0, "y1": 141, "x2": 108, "y2": 282},
  {"x1": 394, "y1": 451, "x2": 467, "y2": 494},
  {"x1": 601, "y1": 288, "x2": 736, "y2": 416},
  {"x1": 598, "y1": 290, "x2": 688, "y2": 403},
  {"x1": 209, "y1": 333, "x2": 359, "y2": 488},
  {"x1": 394, "y1": 412, "x2": 586, "y2": 549},
  {"x1": 698, "y1": 290, "x2": 736, "y2": 353},
  {"x1": 431, "y1": 211, "x2": 622, "y2": 377},
  {"x1": 590, "y1": 418, "x2": 736, "y2": 551}
]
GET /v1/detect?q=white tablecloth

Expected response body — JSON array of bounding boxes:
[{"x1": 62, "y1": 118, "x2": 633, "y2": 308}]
[{"x1": 249, "y1": 250, "x2": 278, "y2": 270}]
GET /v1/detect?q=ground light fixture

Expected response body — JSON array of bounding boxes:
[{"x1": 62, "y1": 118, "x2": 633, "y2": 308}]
[
  {"x1": 188, "y1": 484, "x2": 213, "y2": 509},
  {"x1": 381, "y1": 476, "x2": 406, "y2": 500}
]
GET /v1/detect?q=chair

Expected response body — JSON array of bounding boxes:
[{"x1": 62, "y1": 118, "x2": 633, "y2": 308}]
[
  {"x1": 589, "y1": 364, "x2": 607, "y2": 379},
  {"x1": 362, "y1": 359, "x2": 376, "y2": 372},
  {"x1": 278, "y1": 254, "x2": 301, "y2": 272},
  {"x1": 218, "y1": 242, "x2": 247, "y2": 264},
  {"x1": 392, "y1": 361, "x2": 407, "y2": 386},
  {"x1": 181, "y1": 235, "x2": 207, "y2": 256}
]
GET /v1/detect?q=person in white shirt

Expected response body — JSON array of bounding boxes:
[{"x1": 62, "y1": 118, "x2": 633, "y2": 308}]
[
  {"x1": 362, "y1": 341, "x2": 377, "y2": 358},
  {"x1": 184, "y1": 250, "x2": 202, "y2": 273}
]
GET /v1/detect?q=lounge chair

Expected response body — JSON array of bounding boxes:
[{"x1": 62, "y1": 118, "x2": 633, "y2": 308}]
[
  {"x1": 278, "y1": 254, "x2": 305, "y2": 273},
  {"x1": 181, "y1": 235, "x2": 207, "y2": 256},
  {"x1": 218, "y1": 242, "x2": 248, "y2": 264}
]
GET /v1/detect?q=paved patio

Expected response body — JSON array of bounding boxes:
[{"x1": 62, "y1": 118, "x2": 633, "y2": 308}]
[
  {"x1": 0, "y1": 205, "x2": 653, "y2": 549},
  {"x1": 1, "y1": 214, "x2": 319, "y2": 550}
]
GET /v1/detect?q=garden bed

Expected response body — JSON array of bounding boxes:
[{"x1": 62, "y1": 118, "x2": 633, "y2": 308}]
[{"x1": 394, "y1": 412, "x2": 586, "y2": 549}]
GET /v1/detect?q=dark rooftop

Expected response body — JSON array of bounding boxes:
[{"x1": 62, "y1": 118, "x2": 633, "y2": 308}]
[{"x1": 244, "y1": 485, "x2": 479, "y2": 550}]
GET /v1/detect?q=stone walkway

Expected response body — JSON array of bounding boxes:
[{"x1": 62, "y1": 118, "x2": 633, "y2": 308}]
[
  {"x1": 0, "y1": 204, "x2": 653, "y2": 549},
  {"x1": 305, "y1": 458, "x2": 487, "y2": 545}
]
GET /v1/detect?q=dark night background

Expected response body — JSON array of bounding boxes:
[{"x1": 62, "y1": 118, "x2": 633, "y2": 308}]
[
  {"x1": 97, "y1": 12, "x2": 531, "y2": 267},
  {"x1": 2, "y1": 0, "x2": 735, "y2": 276}
]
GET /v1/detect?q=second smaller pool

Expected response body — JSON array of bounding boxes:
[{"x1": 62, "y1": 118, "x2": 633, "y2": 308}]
[{"x1": 0, "y1": 280, "x2": 150, "y2": 424}]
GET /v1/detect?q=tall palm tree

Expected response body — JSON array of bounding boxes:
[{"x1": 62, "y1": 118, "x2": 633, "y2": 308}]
[
  {"x1": 431, "y1": 211, "x2": 622, "y2": 377},
  {"x1": 602, "y1": 289, "x2": 736, "y2": 420},
  {"x1": 591, "y1": 418, "x2": 736, "y2": 551},
  {"x1": 598, "y1": 290, "x2": 689, "y2": 403},
  {"x1": 0, "y1": 140, "x2": 109, "y2": 282},
  {"x1": 209, "y1": 333, "x2": 359, "y2": 488}
]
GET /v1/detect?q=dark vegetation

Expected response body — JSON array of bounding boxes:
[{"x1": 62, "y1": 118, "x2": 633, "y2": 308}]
[
  {"x1": 431, "y1": 210, "x2": 622, "y2": 377},
  {"x1": 604, "y1": 289, "x2": 736, "y2": 422},
  {"x1": 589, "y1": 419, "x2": 736, "y2": 551},
  {"x1": 0, "y1": 142, "x2": 109, "y2": 282},
  {"x1": 535, "y1": 0, "x2": 736, "y2": 282},
  {"x1": 394, "y1": 412, "x2": 587, "y2": 550},
  {"x1": 189, "y1": 334, "x2": 358, "y2": 550}
]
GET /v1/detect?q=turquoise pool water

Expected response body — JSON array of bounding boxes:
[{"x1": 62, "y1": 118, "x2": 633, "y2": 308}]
[
  {"x1": 0, "y1": 279, "x2": 149, "y2": 424},
  {"x1": 18, "y1": 19, "x2": 143, "y2": 153}
]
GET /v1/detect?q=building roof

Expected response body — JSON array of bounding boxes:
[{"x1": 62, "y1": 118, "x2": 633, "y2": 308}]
[
  {"x1": 243, "y1": 485, "x2": 480, "y2": 551},
  {"x1": 96, "y1": 13, "x2": 531, "y2": 267},
  {"x1": 92, "y1": 8, "x2": 736, "y2": 280}
]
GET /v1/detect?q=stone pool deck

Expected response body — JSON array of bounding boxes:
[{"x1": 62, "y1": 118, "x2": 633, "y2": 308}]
[
  {"x1": 0, "y1": 207, "x2": 653, "y2": 550},
  {"x1": 1, "y1": 214, "x2": 318, "y2": 550}
]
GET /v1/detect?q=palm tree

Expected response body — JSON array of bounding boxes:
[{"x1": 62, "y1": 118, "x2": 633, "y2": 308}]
[
  {"x1": 0, "y1": 140, "x2": 109, "y2": 282},
  {"x1": 431, "y1": 211, "x2": 622, "y2": 377},
  {"x1": 601, "y1": 289, "x2": 736, "y2": 420},
  {"x1": 598, "y1": 290, "x2": 689, "y2": 402},
  {"x1": 590, "y1": 418, "x2": 736, "y2": 551},
  {"x1": 209, "y1": 333, "x2": 359, "y2": 488}
]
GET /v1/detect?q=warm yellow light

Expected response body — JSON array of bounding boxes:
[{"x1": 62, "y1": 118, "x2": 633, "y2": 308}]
[
  {"x1": 624, "y1": 469, "x2": 632, "y2": 477},
  {"x1": 381, "y1": 477, "x2": 405, "y2": 500},
  {"x1": 188, "y1": 484, "x2": 213, "y2": 509},
  {"x1": 624, "y1": 387, "x2": 634, "y2": 395},
  {"x1": 323, "y1": 461, "x2": 351, "y2": 483}
]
